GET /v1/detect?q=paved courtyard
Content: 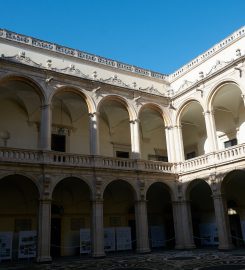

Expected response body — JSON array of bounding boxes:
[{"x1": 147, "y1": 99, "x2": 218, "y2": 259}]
[{"x1": 1, "y1": 249, "x2": 245, "y2": 270}]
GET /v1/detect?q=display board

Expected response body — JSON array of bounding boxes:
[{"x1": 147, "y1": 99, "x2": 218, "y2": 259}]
[
  {"x1": 116, "y1": 227, "x2": 132, "y2": 251},
  {"x1": 241, "y1": 220, "x2": 245, "y2": 241},
  {"x1": 0, "y1": 232, "x2": 13, "y2": 260},
  {"x1": 150, "y1": 225, "x2": 166, "y2": 247},
  {"x1": 18, "y1": 231, "x2": 37, "y2": 258},
  {"x1": 199, "y1": 223, "x2": 218, "y2": 246},
  {"x1": 104, "y1": 227, "x2": 115, "y2": 251},
  {"x1": 80, "y1": 229, "x2": 91, "y2": 254}
]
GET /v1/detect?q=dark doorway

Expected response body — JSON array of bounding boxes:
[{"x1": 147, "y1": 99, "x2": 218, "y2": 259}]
[
  {"x1": 128, "y1": 220, "x2": 136, "y2": 250},
  {"x1": 51, "y1": 218, "x2": 61, "y2": 257},
  {"x1": 229, "y1": 214, "x2": 243, "y2": 247},
  {"x1": 51, "y1": 134, "x2": 66, "y2": 152}
]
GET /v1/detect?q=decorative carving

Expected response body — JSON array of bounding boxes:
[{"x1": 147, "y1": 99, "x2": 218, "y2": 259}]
[
  {"x1": 178, "y1": 80, "x2": 195, "y2": 92},
  {"x1": 57, "y1": 64, "x2": 89, "y2": 78},
  {"x1": 0, "y1": 30, "x2": 3, "y2": 36},
  {"x1": 206, "y1": 59, "x2": 233, "y2": 76},
  {"x1": 100, "y1": 74, "x2": 130, "y2": 88},
  {"x1": 139, "y1": 85, "x2": 162, "y2": 95}
]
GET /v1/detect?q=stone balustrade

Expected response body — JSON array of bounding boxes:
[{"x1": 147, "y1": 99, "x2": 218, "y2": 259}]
[{"x1": 1, "y1": 143, "x2": 245, "y2": 174}]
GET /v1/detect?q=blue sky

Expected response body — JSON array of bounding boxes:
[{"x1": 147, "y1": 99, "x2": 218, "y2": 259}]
[{"x1": 1, "y1": 0, "x2": 245, "y2": 74}]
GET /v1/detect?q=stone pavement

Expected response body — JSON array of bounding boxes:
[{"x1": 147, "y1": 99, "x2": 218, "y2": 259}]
[{"x1": 1, "y1": 249, "x2": 245, "y2": 270}]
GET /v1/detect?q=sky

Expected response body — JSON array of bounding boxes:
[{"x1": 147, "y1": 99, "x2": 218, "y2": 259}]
[{"x1": 1, "y1": 0, "x2": 245, "y2": 74}]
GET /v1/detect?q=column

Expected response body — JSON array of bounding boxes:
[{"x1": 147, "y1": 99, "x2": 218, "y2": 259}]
[
  {"x1": 130, "y1": 119, "x2": 141, "y2": 159},
  {"x1": 203, "y1": 110, "x2": 218, "y2": 152},
  {"x1": 165, "y1": 126, "x2": 175, "y2": 162},
  {"x1": 173, "y1": 125, "x2": 185, "y2": 162},
  {"x1": 39, "y1": 104, "x2": 51, "y2": 150},
  {"x1": 89, "y1": 112, "x2": 100, "y2": 155},
  {"x1": 135, "y1": 200, "x2": 150, "y2": 253},
  {"x1": 172, "y1": 200, "x2": 184, "y2": 249},
  {"x1": 37, "y1": 199, "x2": 52, "y2": 262},
  {"x1": 91, "y1": 199, "x2": 105, "y2": 257},
  {"x1": 212, "y1": 192, "x2": 233, "y2": 250}
]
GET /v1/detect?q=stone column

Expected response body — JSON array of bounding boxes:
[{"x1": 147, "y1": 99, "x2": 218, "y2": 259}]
[
  {"x1": 37, "y1": 199, "x2": 52, "y2": 262},
  {"x1": 203, "y1": 110, "x2": 218, "y2": 152},
  {"x1": 135, "y1": 199, "x2": 150, "y2": 253},
  {"x1": 89, "y1": 113, "x2": 100, "y2": 155},
  {"x1": 130, "y1": 119, "x2": 141, "y2": 159},
  {"x1": 172, "y1": 200, "x2": 185, "y2": 249},
  {"x1": 212, "y1": 192, "x2": 233, "y2": 250},
  {"x1": 165, "y1": 126, "x2": 175, "y2": 162},
  {"x1": 173, "y1": 125, "x2": 185, "y2": 162},
  {"x1": 91, "y1": 199, "x2": 105, "y2": 257},
  {"x1": 39, "y1": 104, "x2": 51, "y2": 150}
]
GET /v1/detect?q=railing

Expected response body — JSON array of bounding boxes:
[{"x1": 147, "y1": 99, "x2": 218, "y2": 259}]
[{"x1": 1, "y1": 143, "x2": 245, "y2": 174}]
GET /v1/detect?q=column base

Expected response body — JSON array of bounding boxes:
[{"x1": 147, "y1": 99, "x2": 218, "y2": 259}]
[
  {"x1": 36, "y1": 256, "x2": 52, "y2": 263},
  {"x1": 92, "y1": 252, "x2": 106, "y2": 258},
  {"x1": 136, "y1": 248, "x2": 151, "y2": 254}
]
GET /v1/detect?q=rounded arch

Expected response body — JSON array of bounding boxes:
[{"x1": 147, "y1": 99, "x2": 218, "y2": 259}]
[
  {"x1": 0, "y1": 73, "x2": 46, "y2": 104},
  {"x1": 51, "y1": 176, "x2": 93, "y2": 199},
  {"x1": 221, "y1": 169, "x2": 245, "y2": 193},
  {"x1": 97, "y1": 94, "x2": 136, "y2": 121},
  {"x1": 207, "y1": 80, "x2": 242, "y2": 111},
  {"x1": 0, "y1": 172, "x2": 41, "y2": 197},
  {"x1": 49, "y1": 85, "x2": 95, "y2": 113},
  {"x1": 138, "y1": 103, "x2": 171, "y2": 126},
  {"x1": 145, "y1": 180, "x2": 175, "y2": 200},
  {"x1": 102, "y1": 179, "x2": 138, "y2": 200},
  {"x1": 185, "y1": 178, "x2": 211, "y2": 200},
  {"x1": 176, "y1": 98, "x2": 205, "y2": 126}
]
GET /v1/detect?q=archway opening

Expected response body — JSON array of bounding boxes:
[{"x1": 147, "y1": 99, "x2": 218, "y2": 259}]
[
  {"x1": 0, "y1": 79, "x2": 42, "y2": 149},
  {"x1": 51, "y1": 178, "x2": 91, "y2": 257},
  {"x1": 139, "y1": 107, "x2": 168, "y2": 161},
  {"x1": 212, "y1": 84, "x2": 245, "y2": 150},
  {"x1": 0, "y1": 175, "x2": 39, "y2": 260},
  {"x1": 188, "y1": 179, "x2": 216, "y2": 247},
  {"x1": 51, "y1": 91, "x2": 89, "y2": 154},
  {"x1": 103, "y1": 180, "x2": 136, "y2": 252},
  {"x1": 146, "y1": 182, "x2": 175, "y2": 249},
  {"x1": 222, "y1": 170, "x2": 245, "y2": 247},
  {"x1": 180, "y1": 101, "x2": 207, "y2": 159},
  {"x1": 99, "y1": 99, "x2": 131, "y2": 158}
]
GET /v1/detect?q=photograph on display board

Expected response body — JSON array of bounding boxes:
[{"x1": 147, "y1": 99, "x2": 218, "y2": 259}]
[
  {"x1": 116, "y1": 227, "x2": 132, "y2": 251},
  {"x1": 104, "y1": 227, "x2": 116, "y2": 252},
  {"x1": 80, "y1": 229, "x2": 91, "y2": 254},
  {"x1": 0, "y1": 232, "x2": 13, "y2": 260},
  {"x1": 18, "y1": 231, "x2": 37, "y2": 259}
]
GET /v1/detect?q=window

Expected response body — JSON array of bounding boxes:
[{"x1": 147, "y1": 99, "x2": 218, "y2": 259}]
[
  {"x1": 186, "y1": 151, "x2": 196, "y2": 160},
  {"x1": 148, "y1": 155, "x2": 168, "y2": 162},
  {"x1": 116, "y1": 151, "x2": 129, "y2": 158},
  {"x1": 224, "y1": 138, "x2": 237, "y2": 148},
  {"x1": 51, "y1": 134, "x2": 66, "y2": 152}
]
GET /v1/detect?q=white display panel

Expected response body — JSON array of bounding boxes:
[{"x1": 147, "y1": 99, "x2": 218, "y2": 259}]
[
  {"x1": 199, "y1": 223, "x2": 218, "y2": 246},
  {"x1": 104, "y1": 227, "x2": 115, "y2": 251},
  {"x1": 150, "y1": 225, "x2": 166, "y2": 247},
  {"x1": 80, "y1": 229, "x2": 91, "y2": 254},
  {"x1": 18, "y1": 231, "x2": 37, "y2": 258},
  {"x1": 116, "y1": 227, "x2": 132, "y2": 250},
  {"x1": 0, "y1": 232, "x2": 13, "y2": 260}
]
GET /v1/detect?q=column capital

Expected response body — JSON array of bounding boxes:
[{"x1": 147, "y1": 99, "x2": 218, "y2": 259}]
[
  {"x1": 88, "y1": 112, "x2": 99, "y2": 118},
  {"x1": 129, "y1": 118, "x2": 140, "y2": 124},
  {"x1": 91, "y1": 199, "x2": 104, "y2": 204},
  {"x1": 203, "y1": 110, "x2": 214, "y2": 116},
  {"x1": 40, "y1": 104, "x2": 51, "y2": 110},
  {"x1": 165, "y1": 125, "x2": 173, "y2": 130},
  {"x1": 174, "y1": 124, "x2": 182, "y2": 129}
]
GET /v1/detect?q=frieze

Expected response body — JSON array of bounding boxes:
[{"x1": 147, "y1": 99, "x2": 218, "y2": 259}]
[
  {"x1": 100, "y1": 74, "x2": 130, "y2": 88},
  {"x1": 139, "y1": 85, "x2": 162, "y2": 95},
  {"x1": 177, "y1": 79, "x2": 195, "y2": 92},
  {"x1": 206, "y1": 59, "x2": 233, "y2": 76},
  {"x1": 0, "y1": 29, "x2": 168, "y2": 81}
]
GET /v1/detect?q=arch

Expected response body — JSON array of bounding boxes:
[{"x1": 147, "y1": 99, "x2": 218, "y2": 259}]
[
  {"x1": 138, "y1": 103, "x2": 171, "y2": 126},
  {"x1": 145, "y1": 180, "x2": 175, "y2": 201},
  {"x1": 51, "y1": 176, "x2": 93, "y2": 199},
  {"x1": 221, "y1": 169, "x2": 245, "y2": 193},
  {"x1": 185, "y1": 178, "x2": 211, "y2": 200},
  {"x1": 0, "y1": 73, "x2": 46, "y2": 104},
  {"x1": 0, "y1": 173, "x2": 41, "y2": 197},
  {"x1": 102, "y1": 179, "x2": 138, "y2": 200},
  {"x1": 207, "y1": 80, "x2": 242, "y2": 111},
  {"x1": 176, "y1": 98, "x2": 205, "y2": 126},
  {"x1": 97, "y1": 95, "x2": 136, "y2": 121},
  {"x1": 49, "y1": 85, "x2": 95, "y2": 113}
]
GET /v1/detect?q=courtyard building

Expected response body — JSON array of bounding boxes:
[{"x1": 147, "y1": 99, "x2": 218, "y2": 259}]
[{"x1": 0, "y1": 26, "x2": 245, "y2": 262}]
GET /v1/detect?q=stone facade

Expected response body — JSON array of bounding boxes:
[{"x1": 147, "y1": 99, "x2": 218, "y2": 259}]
[{"x1": 0, "y1": 26, "x2": 245, "y2": 262}]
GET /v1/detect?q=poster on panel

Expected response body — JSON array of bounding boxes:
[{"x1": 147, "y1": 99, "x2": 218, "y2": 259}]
[
  {"x1": 104, "y1": 227, "x2": 115, "y2": 251},
  {"x1": 18, "y1": 231, "x2": 37, "y2": 258},
  {"x1": 199, "y1": 223, "x2": 218, "y2": 246},
  {"x1": 150, "y1": 225, "x2": 166, "y2": 247},
  {"x1": 80, "y1": 229, "x2": 91, "y2": 254},
  {"x1": 116, "y1": 227, "x2": 132, "y2": 251},
  {"x1": 0, "y1": 232, "x2": 13, "y2": 260}
]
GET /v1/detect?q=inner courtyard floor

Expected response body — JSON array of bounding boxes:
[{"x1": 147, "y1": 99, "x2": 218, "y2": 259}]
[{"x1": 1, "y1": 249, "x2": 245, "y2": 270}]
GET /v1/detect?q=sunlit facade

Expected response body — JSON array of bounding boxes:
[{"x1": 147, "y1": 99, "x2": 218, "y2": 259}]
[{"x1": 0, "y1": 26, "x2": 245, "y2": 262}]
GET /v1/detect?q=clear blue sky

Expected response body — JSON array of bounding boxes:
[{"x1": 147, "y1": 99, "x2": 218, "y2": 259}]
[{"x1": 1, "y1": 0, "x2": 245, "y2": 74}]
